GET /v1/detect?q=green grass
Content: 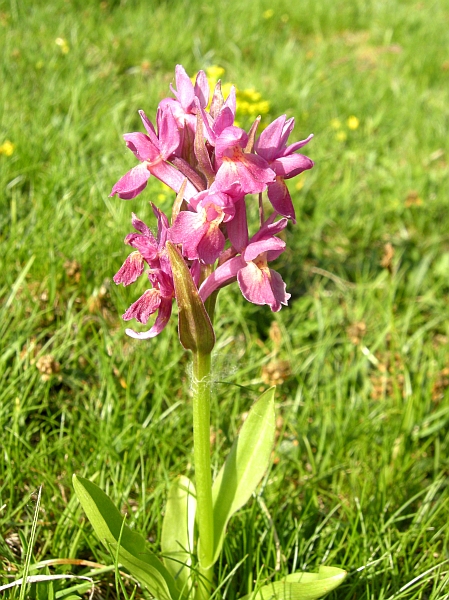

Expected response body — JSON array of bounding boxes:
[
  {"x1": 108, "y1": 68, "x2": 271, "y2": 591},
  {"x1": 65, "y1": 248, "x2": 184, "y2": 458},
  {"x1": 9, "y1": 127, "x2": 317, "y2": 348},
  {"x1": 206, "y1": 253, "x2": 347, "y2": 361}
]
[{"x1": 1, "y1": 0, "x2": 449, "y2": 598}]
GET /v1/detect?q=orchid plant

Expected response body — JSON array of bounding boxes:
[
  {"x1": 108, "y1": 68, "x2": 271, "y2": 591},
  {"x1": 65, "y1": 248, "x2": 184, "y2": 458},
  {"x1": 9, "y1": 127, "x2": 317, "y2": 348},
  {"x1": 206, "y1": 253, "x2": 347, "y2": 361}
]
[{"x1": 73, "y1": 65, "x2": 346, "y2": 600}]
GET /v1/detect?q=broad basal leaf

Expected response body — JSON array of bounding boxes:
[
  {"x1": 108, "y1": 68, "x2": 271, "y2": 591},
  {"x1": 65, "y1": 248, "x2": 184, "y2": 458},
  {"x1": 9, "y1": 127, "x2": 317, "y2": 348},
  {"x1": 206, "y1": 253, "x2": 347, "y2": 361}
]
[
  {"x1": 73, "y1": 475, "x2": 186, "y2": 600},
  {"x1": 210, "y1": 387, "x2": 276, "y2": 566},
  {"x1": 161, "y1": 476, "x2": 196, "y2": 594},
  {"x1": 239, "y1": 566, "x2": 347, "y2": 600}
]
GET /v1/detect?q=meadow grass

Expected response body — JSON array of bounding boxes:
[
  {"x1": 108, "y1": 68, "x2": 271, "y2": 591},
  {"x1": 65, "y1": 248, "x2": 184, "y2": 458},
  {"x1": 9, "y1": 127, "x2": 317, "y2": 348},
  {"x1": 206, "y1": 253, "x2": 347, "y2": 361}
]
[{"x1": 1, "y1": 0, "x2": 449, "y2": 598}]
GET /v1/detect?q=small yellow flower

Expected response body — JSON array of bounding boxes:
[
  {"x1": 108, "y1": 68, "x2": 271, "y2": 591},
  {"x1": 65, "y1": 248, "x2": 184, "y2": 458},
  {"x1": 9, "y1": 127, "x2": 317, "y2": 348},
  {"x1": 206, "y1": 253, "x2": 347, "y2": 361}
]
[
  {"x1": 347, "y1": 116, "x2": 360, "y2": 130},
  {"x1": 0, "y1": 140, "x2": 15, "y2": 156},
  {"x1": 330, "y1": 118, "x2": 341, "y2": 130},
  {"x1": 55, "y1": 37, "x2": 69, "y2": 54},
  {"x1": 240, "y1": 88, "x2": 262, "y2": 102},
  {"x1": 253, "y1": 100, "x2": 270, "y2": 114},
  {"x1": 206, "y1": 65, "x2": 225, "y2": 82},
  {"x1": 263, "y1": 9, "x2": 274, "y2": 19},
  {"x1": 238, "y1": 100, "x2": 251, "y2": 115},
  {"x1": 336, "y1": 131, "x2": 347, "y2": 142}
]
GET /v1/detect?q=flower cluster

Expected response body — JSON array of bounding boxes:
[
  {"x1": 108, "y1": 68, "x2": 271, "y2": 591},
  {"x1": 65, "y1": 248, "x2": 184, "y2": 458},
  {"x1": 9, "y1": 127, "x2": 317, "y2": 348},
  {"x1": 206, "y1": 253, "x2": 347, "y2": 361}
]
[{"x1": 112, "y1": 65, "x2": 314, "y2": 339}]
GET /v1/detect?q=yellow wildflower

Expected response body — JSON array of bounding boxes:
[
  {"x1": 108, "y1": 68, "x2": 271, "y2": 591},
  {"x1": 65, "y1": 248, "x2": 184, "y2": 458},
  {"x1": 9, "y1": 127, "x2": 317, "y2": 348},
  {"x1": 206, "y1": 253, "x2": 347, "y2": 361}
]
[
  {"x1": 253, "y1": 100, "x2": 270, "y2": 114},
  {"x1": 55, "y1": 37, "x2": 69, "y2": 54},
  {"x1": 0, "y1": 140, "x2": 15, "y2": 156},
  {"x1": 330, "y1": 118, "x2": 341, "y2": 130},
  {"x1": 263, "y1": 9, "x2": 274, "y2": 19},
  {"x1": 206, "y1": 65, "x2": 225, "y2": 82},
  {"x1": 347, "y1": 116, "x2": 360, "y2": 130},
  {"x1": 336, "y1": 131, "x2": 347, "y2": 142},
  {"x1": 240, "y1": 88, "x2": 262, "y2": 102}
]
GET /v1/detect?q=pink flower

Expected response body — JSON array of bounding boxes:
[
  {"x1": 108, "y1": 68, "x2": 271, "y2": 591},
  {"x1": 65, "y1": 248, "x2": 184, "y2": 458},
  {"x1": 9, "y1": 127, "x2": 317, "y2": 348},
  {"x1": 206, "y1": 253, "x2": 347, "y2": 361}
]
[
  {"x1": 113, "y1": 251, "x2": 145, "y2": 286},
  {"x1": 114, "y1": 208, "x2": 177, "y2": 339},
  {"x1": 196, "y1": 85, "x2": 237, "y2": 145},
  {"x1": 213, "y1": 126, "x2": 275, "y2": 198},
  {"x1": 123, "y1": 269, "x2": 174, "y2": 340},
  {"x1": 169, "y1": 64, "x2": 209, "y2": 114},
  {"x1": 199, "y1": 216, "x2": 290, "y2": 312},
  {"x1": 158, "y1": 65, "x2": 209, "y2": 163},
  {"x1": 255, "y1": 115, "x2": 314, "y2": 221},
  {"x1": 110, "y1": 108, "x2": 197, "y2": 200},
  {"x1": 170, "y1": 190, "x2": 235, "y2": 264}
]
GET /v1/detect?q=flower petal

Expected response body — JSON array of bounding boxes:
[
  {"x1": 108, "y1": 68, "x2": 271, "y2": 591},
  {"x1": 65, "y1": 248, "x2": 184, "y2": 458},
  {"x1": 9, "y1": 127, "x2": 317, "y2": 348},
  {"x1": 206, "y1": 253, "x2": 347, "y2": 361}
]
[
  {"x1": 199, "y1": 256, "x2": 246, "y2": 301},
  {"x1": 283, "y1": 133, "x2": 314, "y2": 156},
  {"x1": 123, "y1": 289, "x2": 161, "y2": 324},
  {"x1": 244, "y1": 237, "x2": 285, "y2": 262},
  {"x1": 266, "y1": 178, "x2": 296, "y2": 222},
  {"x1": 110, "y1": 163, "x2": 151, "y2": 199},
  {"x1": 113, "y1": 251, "x2": 145, "y2": 286},
  {"x1": 124, "y1": 132, "x2": 159, "y2": 162},
  {"x1": 196, "y1": 223, "x2": 225, "y2": 264},
  {"x1": 226, "y1": 196, "x2": 248, "y2": 251},
  {"x1": 271, "y1": 154, "x2": 314, "y2": 179},
  {"x1": 125, "y1": 297, "x2": 172, "y2": 339},
  {"x1": 150, "y1": 161, "x2": 198, "y2": 200},
  {"x1": 237, "y1": 263, "x2": 289, "y2": 312},
  {"x1": 255, "y1": 115, "x2": 286, "y2": 162},
  {"x1": 194, "y1": 70, "x2": 209, "y2": 108}
]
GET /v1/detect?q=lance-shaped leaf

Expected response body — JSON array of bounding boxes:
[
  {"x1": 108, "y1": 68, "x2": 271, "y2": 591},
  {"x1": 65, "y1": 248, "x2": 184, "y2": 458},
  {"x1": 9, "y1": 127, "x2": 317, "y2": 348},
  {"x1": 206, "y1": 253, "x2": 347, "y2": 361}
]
[
  {"x1": 161, "y1": 476, "x2": 196, "y2": 593},
  {"x1": 238, "y1": 566, "x2": 347, "y2": 600},
  {"x1": 210, "y1": 387, "x2": 275, "y2": 566},
  {"x1": 73, "y1": 475, "x2": 185, "y2": 600},
  {"x1": 166, "y1": 241, "x2": 215, "y2": 354}
]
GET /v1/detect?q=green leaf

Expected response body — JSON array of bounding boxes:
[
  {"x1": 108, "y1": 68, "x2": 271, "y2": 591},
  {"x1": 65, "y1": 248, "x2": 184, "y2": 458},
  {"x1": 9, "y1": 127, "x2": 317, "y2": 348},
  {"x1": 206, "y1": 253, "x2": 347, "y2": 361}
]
[
  {"x1": 166, "y1": 241, "x2": 215, "y2": 354},
  {"x1": 210, "y1": 387, "x2": 276, "y2": 566},
  {"x1": 161, "y1": 476, "x2": 196, "y2": 593},
  {"x1": 73, "y1": 475, "x2": 185, "y2": 600},
  {"x1": 239, "y1": 566, "x2": 347, "y2": 600}
]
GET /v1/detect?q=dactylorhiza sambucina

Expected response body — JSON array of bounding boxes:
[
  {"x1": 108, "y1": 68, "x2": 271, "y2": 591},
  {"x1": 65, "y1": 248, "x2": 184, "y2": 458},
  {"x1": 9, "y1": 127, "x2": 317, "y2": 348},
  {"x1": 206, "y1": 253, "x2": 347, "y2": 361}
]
[
  {"x1": 73, "y1": 65, "x2": 348, "y2": 600},
  {"x1": 111, "y1": 64, "x2": 314, "y2": 339}
]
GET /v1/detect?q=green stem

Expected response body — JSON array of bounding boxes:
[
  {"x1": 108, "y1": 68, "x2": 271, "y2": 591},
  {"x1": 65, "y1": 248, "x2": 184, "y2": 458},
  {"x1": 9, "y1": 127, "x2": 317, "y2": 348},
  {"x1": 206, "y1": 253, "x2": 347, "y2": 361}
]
[{"x1": 192, "y1": 350, "x2": 214, "y2": 600}]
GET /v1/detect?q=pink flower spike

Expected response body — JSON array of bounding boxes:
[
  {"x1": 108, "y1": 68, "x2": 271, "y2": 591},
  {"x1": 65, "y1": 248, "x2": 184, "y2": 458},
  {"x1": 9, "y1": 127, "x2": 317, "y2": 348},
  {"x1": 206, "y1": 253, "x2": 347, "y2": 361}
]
[{"x1": 113, "y1": 251, "x2": 145, "y2": 286}]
